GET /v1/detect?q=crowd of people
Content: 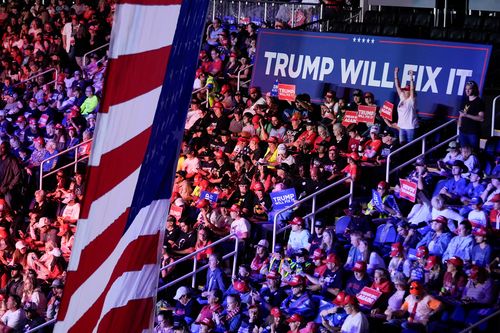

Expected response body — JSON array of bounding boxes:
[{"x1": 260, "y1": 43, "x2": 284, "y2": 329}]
[
  {"x1": 0, "y1": 0, "x2": 113, "y2": 331},
  {"x1": 156, "y1": 15, "x2": 500, "y2": 333}
]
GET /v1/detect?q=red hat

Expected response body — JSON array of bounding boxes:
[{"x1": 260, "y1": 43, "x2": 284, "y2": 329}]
[
  {"x1": 254, "y1": 182, "x2": 264, "y2": 191},
  {"x1": 333, "y1": 291, "x2": 347, "y2": 306},
  {"x1": 410, "y1": 281, "x2": 423, "y2": 295},
  {"x1": 377, "y1": 181, "x2": 389, "y2": 190},
  {"x1": 200, "y1": 180, "x2": 209, "y2": 190},
  {"x1": 213, "y1": 102, "x2": 224, "y2": 109},
  {"x1": 416, "y1": 245, "x2": 429, "y2": 258},
  {"x1": 0, "y1": 228, "x2": 8, "y2": 239},
  {"x1": 196, "y1": 199, "x2": 210, "y2": 209},
  {"x1": 267, "y1": 136, "x2": 279, "y2": 144},
  {"x1": 229, "y1": 52, "x2": 238, "y2": 58},
  {"x1": 214, "y1": 150, "x2": 225, "y2": 159},
  {"x1": 469, "y1": 265, "x2": 481, "y2": 280},
  {"x1": 229, "y1": 204, "x2": 241, "y2": 213},
  {"x1": 196, "y1": 317, "x2": 215, "y2": 328},
  {"x1": 55, "y1": 123, "x2": 64, "y2": 129},
  {"x1": 401, "y1": 85, "x2": 411, "y2": 92},
  {"x1": 290, "y1": 216, "x2": 304, "y2": 226},
  {"x1": 432, "y1": 216, "x2": 447, "y2": 224},
  {"x1": 16, "y1": 115, "x2": 26, "y2": 123},
  {"x1": 342, "y1": 295, "x2": 358, "y2": 306},
  {"x1": 390, "y1": 243, "x2": 403, "y2": 257},
  {"x1": 286, "y1": 313, "x2": 303, "y2": 323},
  {"x1": 193, "y1": 174, "x2": 203, "y2": 186},
  {"x1": 220, "y1": 84, "x2": 230, "y2": 95},
  {"x1": 311, "y1": 248, "x2": 325, "y2": 260},
  {"x1": 250, "y1": 135, "x2": 260, "y2": 143},
  {"x1": 249, "y1": 87, "x2": 259, "y2": 94},
  {"x1": 270, "y1": 307, "x2": 282, "y2": 318},
  {"x1": 252, "y1": 115, "x2": 261, "y2": 124},
  {"x1": 199, "y1": 50, "x2": 207, "y2": 59},
  {"x1": 425, "y1": 256, "x2": 439, "y2": 270},
  {"x1": 347, "y1": 152, "x2": 360, "y2": 161},
  {"x1": 33, "y1": 136, "x2": 45, "y2": 145},
  {"x1": 291, "y1": 113, "x2": 302, "y2": 121},
  {"x1": 237, "y1": 137, "x2": 249, "y2": 143},
  {"x1": 266, "y1": 271, "x2": 281, "y2": 280},
  {"x1": 324, "y1": 253, "x2": 340, "y2": 265},
  {"x1": 352, "y1": 261, "x2": 367, "y2": 272},
  {"x1": 447, "y1": 256, "x2": 463, "y2": 267},
  {"x1": 473, "y1": 227, "x2": 488, "y2": 237},
  {"x1": 233, "y1": 280, "x2": 250, "y2": 293},
  {"x1": 288, "y1": 275, "x2": 305, "y2": 286},
  {"x1": 70, "y1": 105, "x2": 80, "y2": 112},
  {"x1": 29, "y1": 117, "x2": 37, "y2": 125},
  {"x1": 491, "y1": 194, "x2": 500, "y2": 203}
]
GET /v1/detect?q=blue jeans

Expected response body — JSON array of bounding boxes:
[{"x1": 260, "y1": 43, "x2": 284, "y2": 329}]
[{"x1": 400, "y1": 128, "x2": 416, "y2": 144}]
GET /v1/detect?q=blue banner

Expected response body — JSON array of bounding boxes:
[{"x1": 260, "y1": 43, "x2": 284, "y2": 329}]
[
  {"x1": 372, "y1": 189, "x2": 385, "y2": 213},
  {"x1": 270, "y1": 188, "x2": 297, "y2": 211},
  {"x1": 251, "y1": 30, "x2": 491, "y2": 118},
  {"x1": 200, "y1": 190, "x2": 219, "y2": 203}
]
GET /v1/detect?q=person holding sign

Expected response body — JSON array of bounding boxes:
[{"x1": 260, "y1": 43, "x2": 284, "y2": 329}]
[{"x1": 387, "y1": 67, "x2": 418, "y2": 145}]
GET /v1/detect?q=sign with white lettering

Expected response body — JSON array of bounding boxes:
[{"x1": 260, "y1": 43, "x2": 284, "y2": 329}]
[
  {"x1": 356, "y1": 287, "x2": 383, "y2": 308},
  {"x1": 399, "y1": 179, "x2": 418, "y2": 202},
  {"x1": 270, "y1": 188, "x2": 297, "y2": 211},
  {"x1": 200, "y1": 190, "x2": 218, "y2": 203},
  {"x1": 252, "y1": 30, "x2": 490, "y2": 118},
  {"x1": 357, "y1": 105, "x2": 377, "y2": 124},
  {"x1": 342, "y1": 111, "x2": 358, "y2": 127},
  {"x1": 169, "y1": 205, "x2": 183, "y2": 221},
  {"x1": 278, "y1": 83, "x2": 296, "y2": 101},
  {"x1": 380, "y1": 101, "x2": 394, "y2": 121}
]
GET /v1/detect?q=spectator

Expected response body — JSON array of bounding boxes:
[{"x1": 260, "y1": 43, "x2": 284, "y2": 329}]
[
  {"x1": 0, "y1": 294, "x2": 26, "y2": 332},
  {"x1": 281, "y1": 275, "x2": 317, "y2": 321},
  {"x1": 286, "y1": 217, "x2": 310, "y2": 255},
  {"x1": 440, "y1": 256, "x2": 467, "y2": 299},
  {"x1": 345, "y1": 261, "x2": 371, "y2": 296},
  {"x1": 214, "y1": 293, "x2": 243, "y2": 332},
  {"x1": 442, "y1": 220, "x2": 474, "y2": 262},
  {"x1": 458, "y1": 81, "x2": 484, "y2": 151},
  {"x1": 416, "y1": 216, "x2": 453, "y2": 257},
  {"x1": 471, "y1": 227, "x2": 491, "y2": 267},
  {"x1": 389, "y1": 67, "x2": 417, "y2": 145},
  {"x1": 341, "y1": 295, "x2": 369, "y2": 333},
  {"x1": 0, "y1": 141, "x2": 22, "y2": 209}
]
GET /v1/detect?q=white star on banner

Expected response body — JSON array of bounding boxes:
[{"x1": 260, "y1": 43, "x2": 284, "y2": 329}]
[
  {"x1": 362, "y1": 38, "x2": 366, "y2": 43},
  {"x1": 371, "y1": 39, "x2": 375, "y2": 43},
  {"x1": 357, "y1": 37, "x2": 361, "y2": 42},
  {"x1": 353, "y1": 37, "x2": 357, "y2": 42}
]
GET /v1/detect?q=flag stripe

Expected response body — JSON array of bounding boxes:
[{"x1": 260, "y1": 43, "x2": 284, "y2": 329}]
[
  {"x1": 96, "y1": 298, "x2": 154, "y2": 333},
  {"x1": 99, "y1": 48, "x2": 170, "y2": 114},
  {"x1": 110, "y1": 4, "x2": 180, "y2": 58},
  {"x1": 121, "y1": 0, "x2": 182, "y2": 7},
  {"x1": 82, "y1": 128, "x2": 151, "y2": 216},
  {"x1": 90, "y1": 87, "x2": 161, "y2": 166}
]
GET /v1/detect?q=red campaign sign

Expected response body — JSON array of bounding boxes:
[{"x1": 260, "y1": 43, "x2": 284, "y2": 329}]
[
  {"x1": 342, "y1": 111, "x2": 358, "y2": 127},
  {"x1": 356, "y1": 287, "x2": 383, "y2": 308},
  {"x1": 357, "y1": 105, "x2": 377, "y2": 124},
  {"x1": 277, "y1": 83, "x2": 296, "y2": 101},
  {"x1": 169, "y1": 205, "x2": 183, "y2": 221},
  {"x1": 399, "y1": 178, "x2": 418, "y2": 203},
  {"x1": 380, "y1": 101, "x2": 394, "y2": 121}
]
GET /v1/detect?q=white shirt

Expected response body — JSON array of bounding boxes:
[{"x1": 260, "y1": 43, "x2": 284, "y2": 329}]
[
  {"x1": 230, "y1": 217, "x2": 250, "y2": 239},
  {"x1": 397, "y1": 95, "x2": 417, "y2": 130},
  {"x1": 1, "y1": 308, "x2": 26, "y2": 331},
  {"x1": 62, "y1": 202, "x2": 81, "y2": 221},
  {"x1": 341, "y1": 311, "x2": 369, "y2": 333}
]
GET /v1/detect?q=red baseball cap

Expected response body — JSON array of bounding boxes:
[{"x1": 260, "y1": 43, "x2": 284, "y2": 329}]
[
  {"x1": 266, "y1": 271, "x2": 281, "y2": 280},
  {"x1": 229, "y1": 204, "x2": 241, "y2": 213},
  {"x1": 253, "y1": 182, "x2": 264, "y2": 191},
  {"x1": 491, "y1": 194, "x2": 500, "y2": 203},
  {"x1": 214, "y1": 150, "x2": 225, "y2": 159},
  {"x1": 288, "y1": 275, "x2": 305, "y2": 286},
  {"x1": 425, "y1": 256, "x2": 438, "y2": 270},
  {"x1": 311, "y1": 248, "x2": 325, "y2": 260},
  {"x1": 473, "y1": 227, "x2": 488, "y2": 237},
  {"x1": 410, "y1": 281, "x2": 423, "y2": 295},
  {"x1": 333, "y1": 291, "x2": 347, "y2": 306},
  {"x1": 286, "y1": 313, "x2": 302, "y2": 323},
  {"x1": 342, "y1": 295, "x2": 358, "y2": 306},
  {"x1": 347, "y1": 152, "x2": 360, "y2": 161},
  {"x1": 213, "y1": 102, "x2": 224, "y2": 109},
  {"x1": 33, "y1": 136, "x2": 45, "y2": 145},
  {"x1": 324, "y1": 253, "x2": 340, "y2": 265},
  {"x1": 270, "y1": 307, "x2": 282, "y2": 318},
  {"x1": 16, "y1": 115, "x2": 26, "y2": 123},
  {"x1": 446, "y1": 256, "x2": 463, "y2": 267},
  {"x1": 233, "y1": 280, "x2": 250, "y2": 293},
  {"x1": 390, "y1": 242, "x2": 403, "y2": 257},
  {"x1": 416, "y1": 246, "x2": 429, "y2": 258},
  {"x1": 352, "y1": 261, "x2": 367, "y2": 272},
  {"x1": 196, "y1": 199, "x2": 210, "y2": 209},
  {"x1": 432, "y1": 216, "x2": 447, "y2": 224}
]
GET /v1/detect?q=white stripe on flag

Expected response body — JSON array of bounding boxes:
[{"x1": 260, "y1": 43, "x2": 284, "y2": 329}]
[
  {"x1": 55, "y1": 199, "x2": 169, "y2": 333},
  {"x1": 68, "y1": 167, "x2": 142, "y2": 270},
  {"x1": 93, "y1": 264, "x2": 158, "y2": 333},
  {"x1": 110, "y1": 4, "x2": 180, "y2": 58},
  {"x1": 89, "y1": 87, "x2": 162, "y2": 167}
]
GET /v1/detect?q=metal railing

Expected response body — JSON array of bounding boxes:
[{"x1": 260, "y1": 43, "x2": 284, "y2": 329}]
[
  {"x1": 209, "y1": 0, "x2": 324, "y2": 28},
  {"x1": 237, "y1": 64, "x2": 254, "y2": 92},
  {"x1": 82, "y1": 43, "x2": 110, "y2": 77},
  {"x1": 458, "y1": 307, "x2": 500, "y2": 333},
  {"x1": 13, "y1": 68, "x2": 58, "y2": 88},
  {"x1": 272, "y1": 176, "x2": 354, "y2": 251},
  {"x1": 158, "y1": 233, "x2": 239, "y2": 291},
  {"x1": 385, "y1": 119, "x2": 459, "y2": 182},
  {"x1": 26, "y1": 318, "x2": 56, "y2": 333},
  {"x1": 39, "y1": 139, "x2": 93, "y2": 190},
  {"x1": 491, "y1": 94, "x2": 500, "y2": 137}
]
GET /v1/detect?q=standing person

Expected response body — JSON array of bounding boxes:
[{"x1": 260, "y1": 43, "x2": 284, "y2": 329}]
[
  {"x1": 0, "y1": 142, "x2": 22, "y2": 210},
  {"x1": 389, "y1": 67, "x2": 418, "y2": 145},
  {"x1": 458, "y1": 81, "x2": 484, "y2": 151}
]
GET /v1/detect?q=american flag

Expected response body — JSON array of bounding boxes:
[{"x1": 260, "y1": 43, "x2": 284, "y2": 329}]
[{"x1": 54, "y1": 0, "x2": 209, "y2": 332}]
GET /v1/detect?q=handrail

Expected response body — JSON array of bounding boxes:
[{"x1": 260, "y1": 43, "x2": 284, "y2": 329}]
[
  {"x1": 237, "y1": 64, "x2": 254, "y2": 92},
  {"x1": 13, "y1": 68, "x2": 58, "y2": 88},
  {"x1": 458, "y1": 307, "x2": 500, "y2": 333},
  {"x1": 491, "y1": 94, "x2": 500, "y2": 137},
  {"x1": 158, "y1": 233, "x2": 239, "y2": 291},
  {"x1": 26, "y1": 318, "x2": 57, "y2": 333},
  {"x1": 39, "y1": 139, "x2": 93, "y2": 190},
  {"x1": 272, "y1": 176, "x2": 352, "y2": 251},
  {"x1": 385, "y1": 119, "x2": 458, "y2": 182},
  {"x1": 82, "y1": 43, "x2": 110, "y2": 77}
]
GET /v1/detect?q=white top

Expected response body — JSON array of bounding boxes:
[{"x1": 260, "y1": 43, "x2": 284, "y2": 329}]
[
  {"x1": 1, "y1": 308, "x2": 26, "y2": 331},
  {"x1": 341, "y1": 311, "x2": 369, "y2": 333},
  {"x1": 397, "y1": 94, "x2": 418, "y2": 130},
  {"x1": 230, "y1": 217, "x2": 250, "y2": 239},
  {"x1": 287, "y1": 229, "x2": 310, "y2": 251}
]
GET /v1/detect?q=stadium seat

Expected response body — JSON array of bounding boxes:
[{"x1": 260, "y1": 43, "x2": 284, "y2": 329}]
[
  {"x1": 363, "y1": 10, "x2": 380, "y2": 25},
  {"x1": 381, "y1": 25, "x2": 399, "y2": 37},
  {"x1": 446, "y1": 28, "x2": 466, "y2": 41},
  {"x1": 463, "y1": 15, "x2": 483, "y2": 30},
  {"x1": 430, "y1": 27, "x2": 446, "y2": 40},
  {"x1": 482, "y1": 17, "x2": 500, "y2": 32},
  {"x1": 363, "y1": 23, "x2": 381, "y2": 36},
  {"x1": 468, "y1": 31, "x2": 488, "y2": 43}
]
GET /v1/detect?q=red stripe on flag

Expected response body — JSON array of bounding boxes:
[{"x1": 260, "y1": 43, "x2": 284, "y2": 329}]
[
  {"x1": 58, "y1": 209, "x2": 130, "y2": 319},
  {"x1": 96, "y1": 298, "x2": 154, "y2": 333},
  {"x1": 80, "y1": 127, "x2": 151, "y2": 219},
  {"x1": 100, "y1": 46, "x2": 171, "y2": 114},
  {"x1": 119, "y1": 0, "x2": 182, "y2": 5},
  {"x1": 65, "y1": 233, "x2": 160, "y2": 332}
]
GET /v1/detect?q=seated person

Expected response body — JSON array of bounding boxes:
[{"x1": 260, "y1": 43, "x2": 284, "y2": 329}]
[
  {"x1": 281, "y1": 275, "x2": 317, "y2": 321},
  {"x1": 442, "y1": 220, "x2": 474, "y2": 263},
  {"x1": 471, "y1": 227, "x2": 492, "y2": 268},
  {"x1": 365, "y1": 181, "x2": 401, "y2": 218},
  {"x1": 416, "y1": 216, "x2": 453, "y2": 257},
  {"x1": 440, "y1": 256, "x2": 467, "y2": 299},
  {"x1": 286, "y1": 217, "x2": 310, "y2": 255},
  {"x1": 344, "y1": 261, "x2": 371, "y2": 296},
  {"x1": 306, "y1": 253, "x2": 345, "y2": 298}
]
